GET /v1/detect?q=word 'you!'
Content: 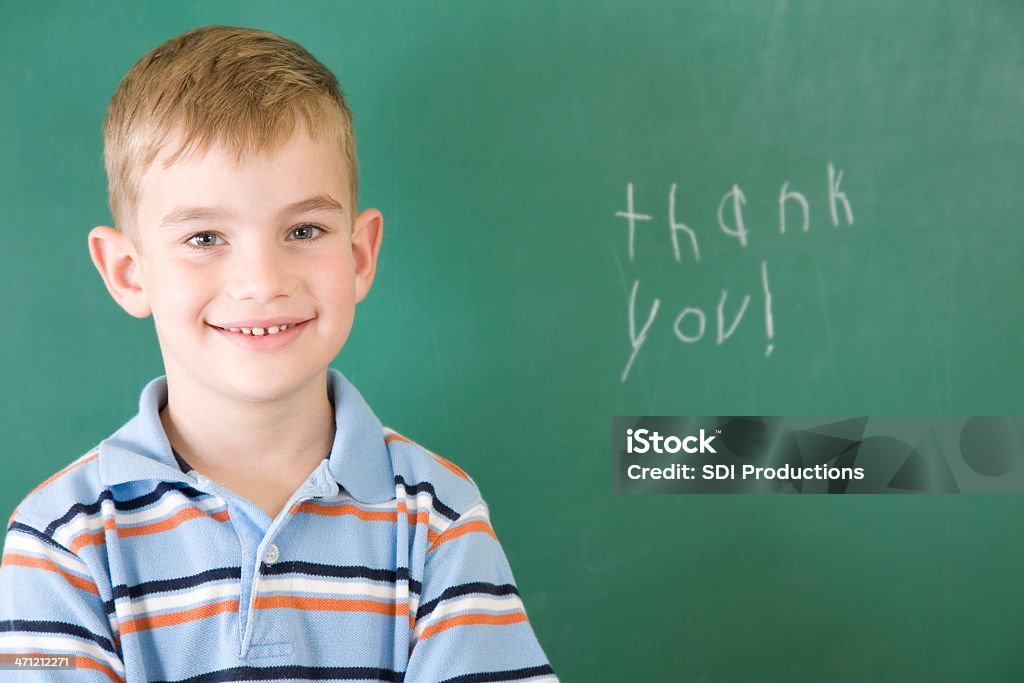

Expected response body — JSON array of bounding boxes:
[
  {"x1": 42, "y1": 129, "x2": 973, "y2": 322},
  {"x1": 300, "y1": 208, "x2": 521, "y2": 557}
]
[{"x1": 615, "y1": 162, "x2": 856, "y2": 383}]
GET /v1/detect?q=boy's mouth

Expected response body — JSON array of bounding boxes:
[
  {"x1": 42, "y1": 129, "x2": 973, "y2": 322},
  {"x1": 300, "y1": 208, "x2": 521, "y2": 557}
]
[
  {"x1": 209, "y1": 319, "x2": 310, "y2": 337},
  {"x1": 207, "y1": 319, "x2": 311, "y2": 351}
]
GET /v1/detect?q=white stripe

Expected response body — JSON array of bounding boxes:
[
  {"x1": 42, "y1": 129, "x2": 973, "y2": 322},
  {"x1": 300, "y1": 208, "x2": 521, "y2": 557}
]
[
  {"x1": 330, "y1": 493, "x2": 398, "y2": 511},
  {"x1": 52, "y1": 498, "x2": 117, "y2": 549},
  {"x1": 414, "y1": 594, "x2": 525, "y2": 639},
  {"x1": 257, "y1": 577, "x2": 400, "y2": 600},
  {"x1": 54, "y1": 495, "x2": 224, "y2": 540},
  {"x1": 3, "y1": 533, "x2": 90, "y2": 577},
  {"x1": 458, "y1": 501, "x2": 490, "y2": 522},
  {"x1": 113, "y1": 494, "x2": 224, "y2": 526},
  {"x1": 118, "y1": 582, "x2": 240, "y2": 617},
  {"x1": 0, "y1": 633, "x2": 123, "y2": 675},
  {"x1": 55, "y1": 496, "x2": 226, "y2": 548},
  {"x1": 395, "y1": 487, "x2": 462, "y2": 532},
  {"x1": 308, "y1": 489, "x2": 451, "y2": 534}
]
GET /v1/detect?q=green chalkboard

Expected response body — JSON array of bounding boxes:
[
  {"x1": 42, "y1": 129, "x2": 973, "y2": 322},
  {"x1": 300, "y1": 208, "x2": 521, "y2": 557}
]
[{"x1": 2, "y1": 2, "x2": 1023, "y2": 680}]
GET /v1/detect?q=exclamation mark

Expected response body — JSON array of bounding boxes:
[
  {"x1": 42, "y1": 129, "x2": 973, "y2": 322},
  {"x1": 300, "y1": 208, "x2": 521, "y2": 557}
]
[{"x1": 761, "y1": 260, "x2": 774, "y2": 356}]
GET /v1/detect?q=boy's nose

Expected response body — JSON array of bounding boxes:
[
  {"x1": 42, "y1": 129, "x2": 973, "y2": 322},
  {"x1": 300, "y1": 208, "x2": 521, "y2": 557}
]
[{"x1": 226, "y1": 244, "x2": 299, "y2": 303}]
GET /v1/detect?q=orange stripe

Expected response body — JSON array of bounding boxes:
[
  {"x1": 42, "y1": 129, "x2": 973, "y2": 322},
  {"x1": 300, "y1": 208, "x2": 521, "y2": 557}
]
[
  {"x1": 384, "y1": 432, "x2": 470, "y2": 481},
  {"x1": 292, "y1": 502, "x2": 398, "y2": 522},
  {"x1": 9, "y1": 453, "x2": 99, "y2": 526},
  {"x1": 74, "y1": 654, "x2": 125, "y2": 683},
  {"x1": 69, "y1": 529, "x2": 107, "y2": 554},
  {"x1": 398, "y1": 501, "x2": 433, "y2": 529},
  {"x1": 254, "y1": 595, "x2": 408, "y2": 616},
  {"x1": 429, "y1": 453, "x2": 470, "y2": 481},
  {"x1": 428, "y1": 520, "x2": 497, "y2": 552},
  {"x1": 120, "y1": 599, "x2": 239, "y2": 634},
  {"x1": 68, "y1": 507, "x2": 230, "y2": 553},
  {"x1": 420, "y1": 611, "x2": 528, "y2": 640},
  {"x1": 293, "y1": 501, "x2": 433, "y2": 532},
  {"x1": 117, "y1": 507, "x2": 229, "y2": 537},
  {"x1": 2, "y1": 554, "x2": 99, "y2": 595},
  {"x1": 384, "y1": 433, "x2": 413, "y2": 446},
  {"x1": 408, "y1": 510, "x2": 430, "y2": 526}
]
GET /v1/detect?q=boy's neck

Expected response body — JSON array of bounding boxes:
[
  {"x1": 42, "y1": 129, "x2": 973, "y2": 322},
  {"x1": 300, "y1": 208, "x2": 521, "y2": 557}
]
[{"x1": 158, "y1": 369, "x2": 336, "y2": 501}]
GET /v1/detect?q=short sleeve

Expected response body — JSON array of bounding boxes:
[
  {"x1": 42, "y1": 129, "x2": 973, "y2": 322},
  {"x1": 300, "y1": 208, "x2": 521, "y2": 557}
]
[
  {"x1": 0, "y1": 521, "x2": 125, "y2": 681},
  {"x1": 405, "y1": 500, "x2": 557, "y2": 683}
]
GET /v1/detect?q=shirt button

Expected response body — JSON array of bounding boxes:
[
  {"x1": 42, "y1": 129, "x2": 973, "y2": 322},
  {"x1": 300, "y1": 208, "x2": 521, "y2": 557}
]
[{"x1": 264, "y1": 544, "x2": 280, "y2": 565}]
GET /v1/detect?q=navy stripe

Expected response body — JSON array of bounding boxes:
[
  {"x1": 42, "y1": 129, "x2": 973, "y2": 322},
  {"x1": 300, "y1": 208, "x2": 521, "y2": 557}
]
[
  {"x1": 0, "y1": 619, "x2": 118, "y2": 655},
  {"x1": 171, "y1": 447, "x2": 193, "y2": 474},
  {"x1": 111, "y1": 566, "x2": 242, "y2": 600},
  {"x1": 259, "y1": 561, "x2": 409, "y2": 584},
  {"x1": 43, "y1": 482, "x2": 210, "y2": 536},
  {"x1": 440, "y1": 665, "x2": 556, "y2": 683},
  {"x1": 153, "y1": 665, "x2": 405, "y2": 682},
  {"x1": 393, "y1": 476, "x2": 459, "y2": 521},
  {"x1": 417, "y1": 582, "x2": 520, "y2": 620}
]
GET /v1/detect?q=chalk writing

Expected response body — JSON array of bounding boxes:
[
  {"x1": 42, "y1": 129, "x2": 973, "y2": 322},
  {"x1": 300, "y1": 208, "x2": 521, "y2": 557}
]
[{"x1": 616, "y1": 162, "x2": 853, "y2": 382}]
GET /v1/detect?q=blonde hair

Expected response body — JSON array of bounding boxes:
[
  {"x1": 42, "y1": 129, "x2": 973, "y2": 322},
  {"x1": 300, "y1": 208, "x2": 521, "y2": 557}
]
[{"x1": 103, "y1": 25, "x2": 357, "y2": 245}]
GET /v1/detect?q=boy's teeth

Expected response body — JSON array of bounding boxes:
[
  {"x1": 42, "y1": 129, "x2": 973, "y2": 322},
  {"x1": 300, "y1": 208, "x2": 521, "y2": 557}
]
[{"x1": 225, "y1": 324, "x2": 290, "y2": 336}]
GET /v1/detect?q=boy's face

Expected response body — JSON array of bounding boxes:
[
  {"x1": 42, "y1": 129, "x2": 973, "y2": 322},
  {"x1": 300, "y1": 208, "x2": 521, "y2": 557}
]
[{"x1": 93, "y1": 126, "x2": 382, "y2": 404}]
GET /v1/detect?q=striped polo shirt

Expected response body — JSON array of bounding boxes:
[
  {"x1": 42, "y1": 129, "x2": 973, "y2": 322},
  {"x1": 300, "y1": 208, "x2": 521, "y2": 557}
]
[{"x1": 0, "y1": 368, "x2": 557, "y2": 682}]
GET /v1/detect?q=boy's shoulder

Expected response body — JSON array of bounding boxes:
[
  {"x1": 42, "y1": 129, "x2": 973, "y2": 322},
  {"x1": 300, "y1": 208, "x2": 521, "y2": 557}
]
[
  {"x1": 381, "y1": 427, "x2": 487, "y2": 519},
  {"x1": 7, "y1": 446, "x2": 107, "y2": 537}
]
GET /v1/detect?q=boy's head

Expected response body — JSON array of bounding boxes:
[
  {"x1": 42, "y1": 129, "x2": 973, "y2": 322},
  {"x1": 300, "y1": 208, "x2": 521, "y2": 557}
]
[
  {"x1": 88, "y1": 26, "x2": 382, "y2": 403},
  {"x1": 104, "y1": 25, "x2": 358, "y2": 245}
]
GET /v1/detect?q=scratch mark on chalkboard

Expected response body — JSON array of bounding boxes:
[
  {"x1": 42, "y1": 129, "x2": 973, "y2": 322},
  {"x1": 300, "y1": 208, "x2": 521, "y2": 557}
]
[
  {"x1": 740, "y1": 315, "x2": 757, "y2": 405},
  {"x1": 945, "y1": 242, "x2": 958, "y2": 413},
  {"x1": 924, "y1": 239, "x2": 940, "y2": 410},
  {"x1": 431, "y1": 325, "x2": 450, "y2": 434},
  {"x1": 812, "y1": 260, "x2": 846, "y2": 404}
]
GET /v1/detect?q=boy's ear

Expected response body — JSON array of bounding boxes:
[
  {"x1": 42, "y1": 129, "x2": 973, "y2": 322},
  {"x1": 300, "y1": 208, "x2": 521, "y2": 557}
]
[
  {"x1": 87, "y1": 226, "x2": 152, "y2": 319},
  {"x1": 351, "y1": 208, "x2": 383, "y2": 303}
]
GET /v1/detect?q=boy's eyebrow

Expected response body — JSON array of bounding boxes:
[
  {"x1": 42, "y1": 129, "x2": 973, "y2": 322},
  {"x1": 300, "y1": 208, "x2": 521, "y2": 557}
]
[{"x1": 159, "y1": 194, "x2": 346, "y2": 229}]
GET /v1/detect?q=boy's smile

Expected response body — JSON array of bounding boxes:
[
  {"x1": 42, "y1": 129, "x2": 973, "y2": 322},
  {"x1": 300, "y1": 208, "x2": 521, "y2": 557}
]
[
  {"x1": 89, "y1": 123, "x2": 383, "y2": 406},
  {"x1": 210, "y1": 317, "x2": 311, "y2": 351}
]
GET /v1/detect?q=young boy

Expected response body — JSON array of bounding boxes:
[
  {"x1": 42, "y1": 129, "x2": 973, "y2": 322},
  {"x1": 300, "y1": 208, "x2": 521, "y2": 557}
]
[{"x1": 0, "y1": 25, "x2": 556, "y2": 682}]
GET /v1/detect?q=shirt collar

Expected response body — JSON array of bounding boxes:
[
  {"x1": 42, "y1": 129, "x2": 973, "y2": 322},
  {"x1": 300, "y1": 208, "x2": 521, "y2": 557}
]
[{"x1": 98, "y1": 367, "x2": 395, "y2": 504}]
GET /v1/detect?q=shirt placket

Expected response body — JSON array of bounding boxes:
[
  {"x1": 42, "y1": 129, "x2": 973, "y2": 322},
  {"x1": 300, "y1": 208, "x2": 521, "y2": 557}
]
[{"x1": 190, "y1": 460, "x2": 337, "y2": 660}]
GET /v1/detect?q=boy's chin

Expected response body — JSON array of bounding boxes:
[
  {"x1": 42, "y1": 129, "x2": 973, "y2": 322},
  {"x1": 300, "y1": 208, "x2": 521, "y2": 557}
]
[{"x1": 164, "y1": 361, "x2": 318, "y2": 397}]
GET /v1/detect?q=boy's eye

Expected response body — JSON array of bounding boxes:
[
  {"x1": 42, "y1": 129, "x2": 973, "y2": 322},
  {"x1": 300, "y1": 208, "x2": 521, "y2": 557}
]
[
  {"x1": 290, "y1": 224, "x2": 324, "y2": 240},
  {"x1": 186, "y1": 232, "x2": 223, "y2": 249}
]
